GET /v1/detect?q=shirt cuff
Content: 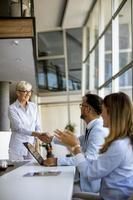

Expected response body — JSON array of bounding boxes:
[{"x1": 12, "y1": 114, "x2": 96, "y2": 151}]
[
  {"x1": 75, "y1": 153, "x2": 86, "y2": 166},
  {"x1": 57, "y1": 157, "x2": 62, "y2": 166},
  {"x1": 26, "y1": 130, "x2": 33, "y2": 136}
]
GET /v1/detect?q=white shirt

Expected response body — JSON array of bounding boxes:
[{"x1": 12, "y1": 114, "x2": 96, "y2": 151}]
[
  {"x1": 75, "y1": 137, "x2": 133, "y2": 200},
  {"x1": 8, "y1": 99, "x2": 41, "y2": 156}
]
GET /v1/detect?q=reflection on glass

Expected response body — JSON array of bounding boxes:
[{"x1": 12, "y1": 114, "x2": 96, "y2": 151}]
[
  {"x1": 113, "y1": 0, "x2": 124, "y2": 14},
  {"x1": 118, "y1": 68, "x2": 132, "y2": 99},
  {"x1": 9, "y1": 0, "x2": 32, "y2": 17},
  {"x1": 92, "y1": 2, "x2": 99, "y2": 44},
  {"x1": 119, "y1": 52, "x2": 132, "y2": 68},
  {"x1": 87, "y1": 1, "x2": 99, "y2": 49},
  {"x1": 119, "y1": 0, "x2": 132, "y2": 69},
  {"x1": 22, "y1": 0, "x2": 31, "y2": 17},
  {"x1": 38, "y1": 73, "x2": 45, "y2": 87},
  {"x1": 94, "y1": 45, "x2": 99, "y2": 88},
  {"x1": 66, "y1": 28, "x2": 82, "y2": 91},
  {"x1": 86, "y1": 17, "x2": 92, "y2": 51},
  {"x1": 47, "y1": 72, "x2": 58, "y2": 90},
  {"x1": 101, "y1": 0, "x2": 112, "y2": 33},
  {"x1": 86, "y1": 27, "x2": 90, "y2": 53},
  {"x1": 86, "y1": 57, "x2": 90, "y2": 90},
  {"x1": 37, "y1": 56, "x2": 81, "y2": 92},
  {"x1": 104, "y1": 25, "x2": 112, "y2": 81},
  {"x1": 37, "y1": 59, "x2": 66, "y2": 91},
  {"x1": 104, "y1": 82, "x2": 112, "y2": 96},
  {"x1": 119, "y1": 67, "x2": 132, "y2": 86},
  {"x1": 38, "y1": 31, "x2": 64, "y2": 57}
]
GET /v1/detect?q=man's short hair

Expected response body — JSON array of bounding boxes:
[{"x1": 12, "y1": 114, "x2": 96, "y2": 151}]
[{"x1": 85, "y1": 93, "x2": 103, "y2": 115}]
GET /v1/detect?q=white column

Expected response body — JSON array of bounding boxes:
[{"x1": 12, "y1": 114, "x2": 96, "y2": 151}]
[{"x1": 0, "y1": 82, "x2": 10, "y2": 131}]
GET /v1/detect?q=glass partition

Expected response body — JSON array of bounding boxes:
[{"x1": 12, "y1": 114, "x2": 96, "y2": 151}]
[
  {"x1": 113, "y1": 0, "x2": 125, "y2": 14},
  {"x1": 1, "y1": 0, "x2": 34, "y2": 17},
  {"x1": 101, "y1": 0, "x2": 112, "y2": 33},
  {"x1": 94, "y1": 45, "x2": 99, "y2": 88},
  {"x1": 66, "y1": 28, "x2": 82, "y2": 91},
  {"x1": 118, "y1": 68, "x2": 132, "y2": 98},
  {"x1": 86, "y1": 57, "x2": 90, "y2": 90},
  {"x1": 118, "y1": 0, "x2": 132, "y2": 69},
  {"x1": 87, "y1": 1, "x2": 100, "y2": 49},
  {"x1": 37, "y1": 58, "x2": 66, "y2": 91},
  {"x1": 104, "y1": 82, "x2": 112, "y2": 96},
  {"x1": 38, "y1": 30, "x2": 64, "y2": 57},
  {"x1": 104, "y1": 25, "x2": 112, "y2": 81}
]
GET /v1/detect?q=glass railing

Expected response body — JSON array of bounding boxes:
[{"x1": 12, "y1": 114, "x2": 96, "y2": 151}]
[{"x1": 0, "y1": 0, "x2": 34, "y2": 17}]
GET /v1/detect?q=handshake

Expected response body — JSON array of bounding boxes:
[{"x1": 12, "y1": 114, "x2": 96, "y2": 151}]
[
  {"x1": 38, "y1": 132, "x2": 53, "y2": 144},
  {"x1": 32, "y1": 131, "x2": 53, "y2": 143},
  {"x1": 32, "y1": 129, "x2": 80, "y2": 167}
]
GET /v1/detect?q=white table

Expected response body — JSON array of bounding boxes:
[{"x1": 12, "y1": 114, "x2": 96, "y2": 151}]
[{"x1": 0, "y1": 162, "x2": 75, "y2": 200}]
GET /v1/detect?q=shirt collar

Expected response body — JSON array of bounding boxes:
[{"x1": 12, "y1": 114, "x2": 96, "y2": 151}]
[
  {"x1": 86, "y1": 117, "x2": 103, "y2": 130},
  {"x1": 15, "y1": 99, "x2": 29, "y2": 108}
]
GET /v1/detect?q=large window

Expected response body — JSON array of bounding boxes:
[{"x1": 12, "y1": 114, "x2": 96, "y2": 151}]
[
  {"x1": 103, "y1": 83, "x2": 112, "y2": 96},
  {"x1": 104, "y1": 25, "x2": 112, "y2": 81},
  {"x1": 101, "y1": 0, "x2": 112, "y2": 33},
  {"x1": 118, "y1": 68, "x2": 132, "y2": 98},
  {"x1": 118, "y1": 0, "x2": 132, "y2": 69},
  {"x1": 66, "y1": 28, "x2": 82, "y2": 91},
  {"x1": 38, "y1": 31, "x2": 64, "y2": 57},
  {"x1": 84, "y1": 0, "x2": 132, "y2": 99},
  {"x1": 37, "y1": 28, "x2": 82, "y2": 92},
  {"x1": 86, "y1": 57, "x2": 90, "y2": 90},
  {"x1": 37, "y1": 59, "x2": 66, "y2": 91},
  {"x1": 88, "y1": 1, "x2": 100, "y2": 49},
  {"x1": 94, "y1": 45, "x2": 99, "y2": 88}
]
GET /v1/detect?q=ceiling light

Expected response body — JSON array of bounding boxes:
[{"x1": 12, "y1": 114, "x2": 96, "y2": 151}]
[{"x1": 12, "y1": 40, "x2": 19, "y2": 45}]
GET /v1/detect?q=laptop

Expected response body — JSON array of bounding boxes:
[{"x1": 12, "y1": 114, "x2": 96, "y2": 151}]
[
  {"x1": 23, "y1": 142, "x2": 62, "y2": 177},
  {"x1": 23, "y1": 142, "x2": 44, "y2": 165}
]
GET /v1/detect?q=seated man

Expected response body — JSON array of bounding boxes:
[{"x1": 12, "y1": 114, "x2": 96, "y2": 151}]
[{"x1": 42, "y1": 93, "x2": 109, "y2": 194}]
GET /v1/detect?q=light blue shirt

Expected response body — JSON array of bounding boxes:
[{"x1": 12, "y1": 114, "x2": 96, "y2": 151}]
[
  {"x1": 8, "y1": 99, "x2": 41, "y2": 156},
  {"x1": 55, "y1": 118, "x2": 109, "y2": 192},
  {"x1": 75, "y1": 137, "x2": 133, "y2": 200}
]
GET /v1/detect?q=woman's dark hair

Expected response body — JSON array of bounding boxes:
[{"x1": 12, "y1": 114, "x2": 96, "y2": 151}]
[{"x1": 85, "y1": 93, "x2": 103, "y2": 115}]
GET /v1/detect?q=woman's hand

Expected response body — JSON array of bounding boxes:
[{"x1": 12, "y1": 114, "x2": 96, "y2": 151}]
[
  {"x1": 54, "y1": 129, "x2": 80, "y2": 147},
  {"x1": 32, "y1": 132, "x2": 53, "y2": 143},
  {"x1": 39, "y1": 133, "x2": 53, "y2": 143},
  {"x1": 43, "y1": 157, "x2": 57, "y2": 166}
]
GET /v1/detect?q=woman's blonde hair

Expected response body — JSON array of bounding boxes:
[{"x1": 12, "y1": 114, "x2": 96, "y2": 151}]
[
  {"x1": 100, "y1": 92, "x2": 133, "y2": 153},
  {"x1": 16, "y1": 81, "x2": 32, "y2": 91}
]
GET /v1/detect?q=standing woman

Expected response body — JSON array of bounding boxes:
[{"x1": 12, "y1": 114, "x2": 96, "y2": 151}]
[
  {"x1": 8, "y1": 81, "x2": 45, "y2": 161},
  {"x1": 54, "y1": 92, "x2": 133, "y2": 200}
]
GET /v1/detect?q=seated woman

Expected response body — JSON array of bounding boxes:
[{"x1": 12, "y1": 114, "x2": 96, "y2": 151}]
[{"x1": 44, "y1": 92, "x2": 133, "y2": 200}]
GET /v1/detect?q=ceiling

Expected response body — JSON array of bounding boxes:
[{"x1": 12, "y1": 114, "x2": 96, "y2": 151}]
[
  {"x1": 0, "y1": 0, "x2": 95, "y2": 95},
  {"x1": 34, "y1": 0, "x2": 94, "y2": 31}
]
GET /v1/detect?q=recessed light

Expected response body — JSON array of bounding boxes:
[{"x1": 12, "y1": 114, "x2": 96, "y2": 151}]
[
  {"x1": 15, "y1": 58, "x2": 22, "y2": 61},
  {"x1": 12, "y1": 40, "x2": 19, "y2": 45}
]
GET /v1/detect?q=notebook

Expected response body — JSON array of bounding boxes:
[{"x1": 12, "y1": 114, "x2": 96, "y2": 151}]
[{"x1": 23, "y1": 142, "x2": 44, "y2": 165}]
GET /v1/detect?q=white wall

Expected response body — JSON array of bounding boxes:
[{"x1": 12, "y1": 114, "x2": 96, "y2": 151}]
[
  {"x1": 38, "y1": 94, "x2": 82, "y2": 157},
  {"x1": 39, "y1": 102, "x2": 81, "y2": 135}
]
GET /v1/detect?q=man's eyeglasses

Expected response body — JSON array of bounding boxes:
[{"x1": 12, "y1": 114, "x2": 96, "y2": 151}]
[
  {"x1": 18, "y1": 90, "x2": 33, "y2": 94},
  {"x1": 79, "y1": 104, "x2": 88, "y2": 108}
]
